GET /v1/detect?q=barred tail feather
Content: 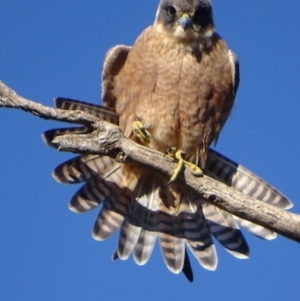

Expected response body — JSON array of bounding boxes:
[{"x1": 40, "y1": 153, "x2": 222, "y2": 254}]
[
  {"x1": 157, "y1": 194, "x2": 185, "y2": 274},
  {"x1": 232, "y1": 216, "x2": 276, "y2": 240},
  {"x1": 158, "y1": 232, "x2": 185, "y2": 274},
  {"x1": 187, "y1": 242, "x2": 217, "y2": 271},
  {"x1": 182, "y1": 249, "x2": 194, "y2": 282},
  {"x1": 93, "y1": 171, "x2": 138, "y2": 241},
  {"x1": 206, "y1": 149, "x2": 292, "y2": 240},
  {"x1": 52, "y1": 155, "x2": 120, "y2": 184},
  {"x1": 181, "y1": 200, "x2": 217, "y2": 270},
  {"x1": 54, "y1": 97, "x2": 119, "y2": 124},
  {"x1": 69, "y1": 176, "x2": 122, "y2": 213},
  {"x1": 42, "y1": 127, "x2": 89, "y2": 149},
  {"x1": 93, "y1": 195, "x2": 132, "y2": 241},
  {"x1": 133, "y1": 229, "x2": 157, "y2": 265},
  {"x1": 202, "y1": 202, "x2": 249, "y2": 258},
  {"x1": 206, "y1": 149, "x2": 293, "y2": 209},
  {"x1": 132, "y1": 180, "x2": 158, "y2": 265},
  {"x1": 117, "y1": 181, "x2": 150, "y2": 260},
  {"x1": 93, "y1": 194, "x2": 129, "y2": 241},
  {"x1": 118, "y1": 220, "x2": 142, "y2": 260}
]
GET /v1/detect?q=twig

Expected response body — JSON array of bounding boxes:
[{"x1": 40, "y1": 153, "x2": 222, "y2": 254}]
[{"x1": 0, "y1": 81, "x2": 99, "y2": 125}]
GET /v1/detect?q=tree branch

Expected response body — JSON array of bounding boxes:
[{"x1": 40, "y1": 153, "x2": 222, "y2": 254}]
[
  {"x1": 1, "y1": 80, "x2": 299, "y2": 243},
  {"x1": 0, "y1": 81, "x2": 99, "y2": 125}
]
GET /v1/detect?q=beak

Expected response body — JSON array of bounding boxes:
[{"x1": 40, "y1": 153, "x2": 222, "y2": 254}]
[{"x1": 178, "y1": 14, "x2": 193, "y2": 30}]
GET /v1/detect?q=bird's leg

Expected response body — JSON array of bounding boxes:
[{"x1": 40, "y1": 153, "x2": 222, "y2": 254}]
[
  {"x1": 165, "y1": 147, "x2": 203, "y2": 185},
  {"x1": 132, "y1": 120, "x2": 151, "y2": 144}
]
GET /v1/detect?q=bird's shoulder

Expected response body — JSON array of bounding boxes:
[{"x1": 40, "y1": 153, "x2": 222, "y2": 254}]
[{"x1": 101, "y1": 44, "x2": 131, "y2": 108}]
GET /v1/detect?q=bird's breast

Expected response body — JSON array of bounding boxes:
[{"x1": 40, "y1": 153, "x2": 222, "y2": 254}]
[{"x1": 115, "y1": 30, "x2": 233, "y2": 161}]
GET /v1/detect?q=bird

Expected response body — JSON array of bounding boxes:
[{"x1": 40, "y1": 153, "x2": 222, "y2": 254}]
[{"x1": 42, "y1": 0, "x2": 292, "y2": 281}]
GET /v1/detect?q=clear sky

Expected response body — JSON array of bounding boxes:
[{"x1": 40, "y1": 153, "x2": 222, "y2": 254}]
[{"x1": 1, "y1": 1, "x2": 300, "y2": 300}]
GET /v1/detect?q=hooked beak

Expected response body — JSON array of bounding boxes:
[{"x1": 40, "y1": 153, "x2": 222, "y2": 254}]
[{"x1": 178, "y1": 14, "x2": 193, "y2": 30}]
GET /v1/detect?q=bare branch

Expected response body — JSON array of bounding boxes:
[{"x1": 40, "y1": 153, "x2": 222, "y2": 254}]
[
  {"x1": 0, "y1": 81, "x2": 99, "y2": 125},
  {"x1": 1, "y1": 80, "x2": 300, "y2": 243}
]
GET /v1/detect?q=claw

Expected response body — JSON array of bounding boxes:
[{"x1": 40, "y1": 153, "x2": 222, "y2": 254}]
[
  {"x1": 184, "y1": 160, "x2": 203, "y2": 176},
  {"x1": 164, "y1": 147, "x2": 178, "y2": 157},
  {"x1": 166, "y1": 148, "x2": 203, "y2": 185},
  {"x1": 132, "y1": 120, "x2": 151, "y2": 144}
]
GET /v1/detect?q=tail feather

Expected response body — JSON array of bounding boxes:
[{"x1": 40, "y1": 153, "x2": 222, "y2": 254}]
[
  {"x1": 54, "y1": 97, "x2": 119, "y2": 124},
  {"x1": 182, "y1": 249, "x2": 194, "y2": 282},
  {"x1": 158, "y1": 232, "x2": 185, "y2": 274},
  {"x1": 93, "y1": 171, "x2": 138, "y2": 241},
  {"x1": 67, "y1": 169, "x2": 120, "y2": 212},
  {"x1": 232, "y1": 216, "x2": 276, "y2": 240},
  {"x1": 52, "y1": 154, "x2": 120, "y2": 184},
  {"x1": 202, "y1": 203, "x2": 249, "y2": 259},
  {"x1": 180, "y1": 199, "x2": 217, "y2": 270},
  {"x1": 132, "y1": 180, "x2": 158, "y2": 265},
  {"x1": 117, "y1": 220, "x2": 142, "y2": 260},
  {"x1": 187, "y1": 243, "x2": 217, "y2": 271},
  {"x1": 112, "y1": 181, "x2": 158, "y2": 265},
  {"x1": 157, "y1": 194, "x2": 185, "y2": 274},
  {"x1": 42, "y1": 127, "x2": 89, "y2": 148},
  {"x1": 93, "y1": 194, "x2": 129, "y2": 241},
  {"x1": 205, "y1": 149, "x2": 292, "y2": 241},
  {"x1": 117, "y1": 180, "x2": 148, "y2": 260},
  {"x1": 133, "y1": 229, "x2": 157, "y2": 265},
  {"x1": 206, "y1": 149, "x2": 292, "y2": 209},
  {"x1": 111, "y1": 249, "x2": 119, "y2": 261},
  {"x1": 68, "y1": 177, "x2": 107, "y2": 212}
]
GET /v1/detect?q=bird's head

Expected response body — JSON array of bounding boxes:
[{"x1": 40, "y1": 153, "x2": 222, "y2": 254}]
[{"x1": 154, "y1": 0, "x2": 215, "y2": 43}]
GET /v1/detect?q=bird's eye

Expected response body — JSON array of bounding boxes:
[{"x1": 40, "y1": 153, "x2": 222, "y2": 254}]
[
  {"x1": 194, "y1": 5, "x2": 212, "y2": 25},
  {"x1": 166, "y1": 6, "x2": 176, "y2": 16},
  {"x1": 195, "y1": 6, "x2": 210, "y2": 18}
]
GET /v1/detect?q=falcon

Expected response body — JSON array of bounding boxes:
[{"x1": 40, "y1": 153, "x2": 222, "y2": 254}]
[{"x1": 43, "y1": 0, "x2": 292, "y2": 281}]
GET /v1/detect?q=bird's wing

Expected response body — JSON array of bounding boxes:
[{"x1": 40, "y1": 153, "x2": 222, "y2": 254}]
[
  {"x1": 228, "y1": 50, "x2": 240, "y2": 97},
  {"x1": 101, "y1": 45, "x2": 131, "y2": 109}
]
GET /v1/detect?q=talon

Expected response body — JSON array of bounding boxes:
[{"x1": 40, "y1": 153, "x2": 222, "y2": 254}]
[
  {"x1": 132, "y1": 120, "x2": 151, "y2": 144},
  {"x1": 166, "y1": 148, "x2": 203, "y2": 185},
  {"x1": 184, "y1": 160, "x2": 203, "y2": 177},
  {"x1": 164, "y1": 147, "x2": 177, "y2": 157},
  {"x1": 167, "y1": 150, "x2": 184, "y2": 185}
]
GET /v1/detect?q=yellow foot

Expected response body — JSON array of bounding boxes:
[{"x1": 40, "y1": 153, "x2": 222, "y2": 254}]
[
  {"x1": 165, "y1": 147, "x2": 203, "y2": 185},
  {"x1": 132, "y1": 120, "x2": 151, "y2": 144}
]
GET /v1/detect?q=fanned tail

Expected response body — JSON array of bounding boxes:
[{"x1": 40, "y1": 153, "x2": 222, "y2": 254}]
[{"x1": 43, "y1": 98, "x2": 294, "y2": 282}]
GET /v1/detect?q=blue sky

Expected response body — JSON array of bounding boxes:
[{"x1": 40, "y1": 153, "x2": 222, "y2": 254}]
[{"x1": 1, "y1": 1, "x2": 300, "y2": 300}]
